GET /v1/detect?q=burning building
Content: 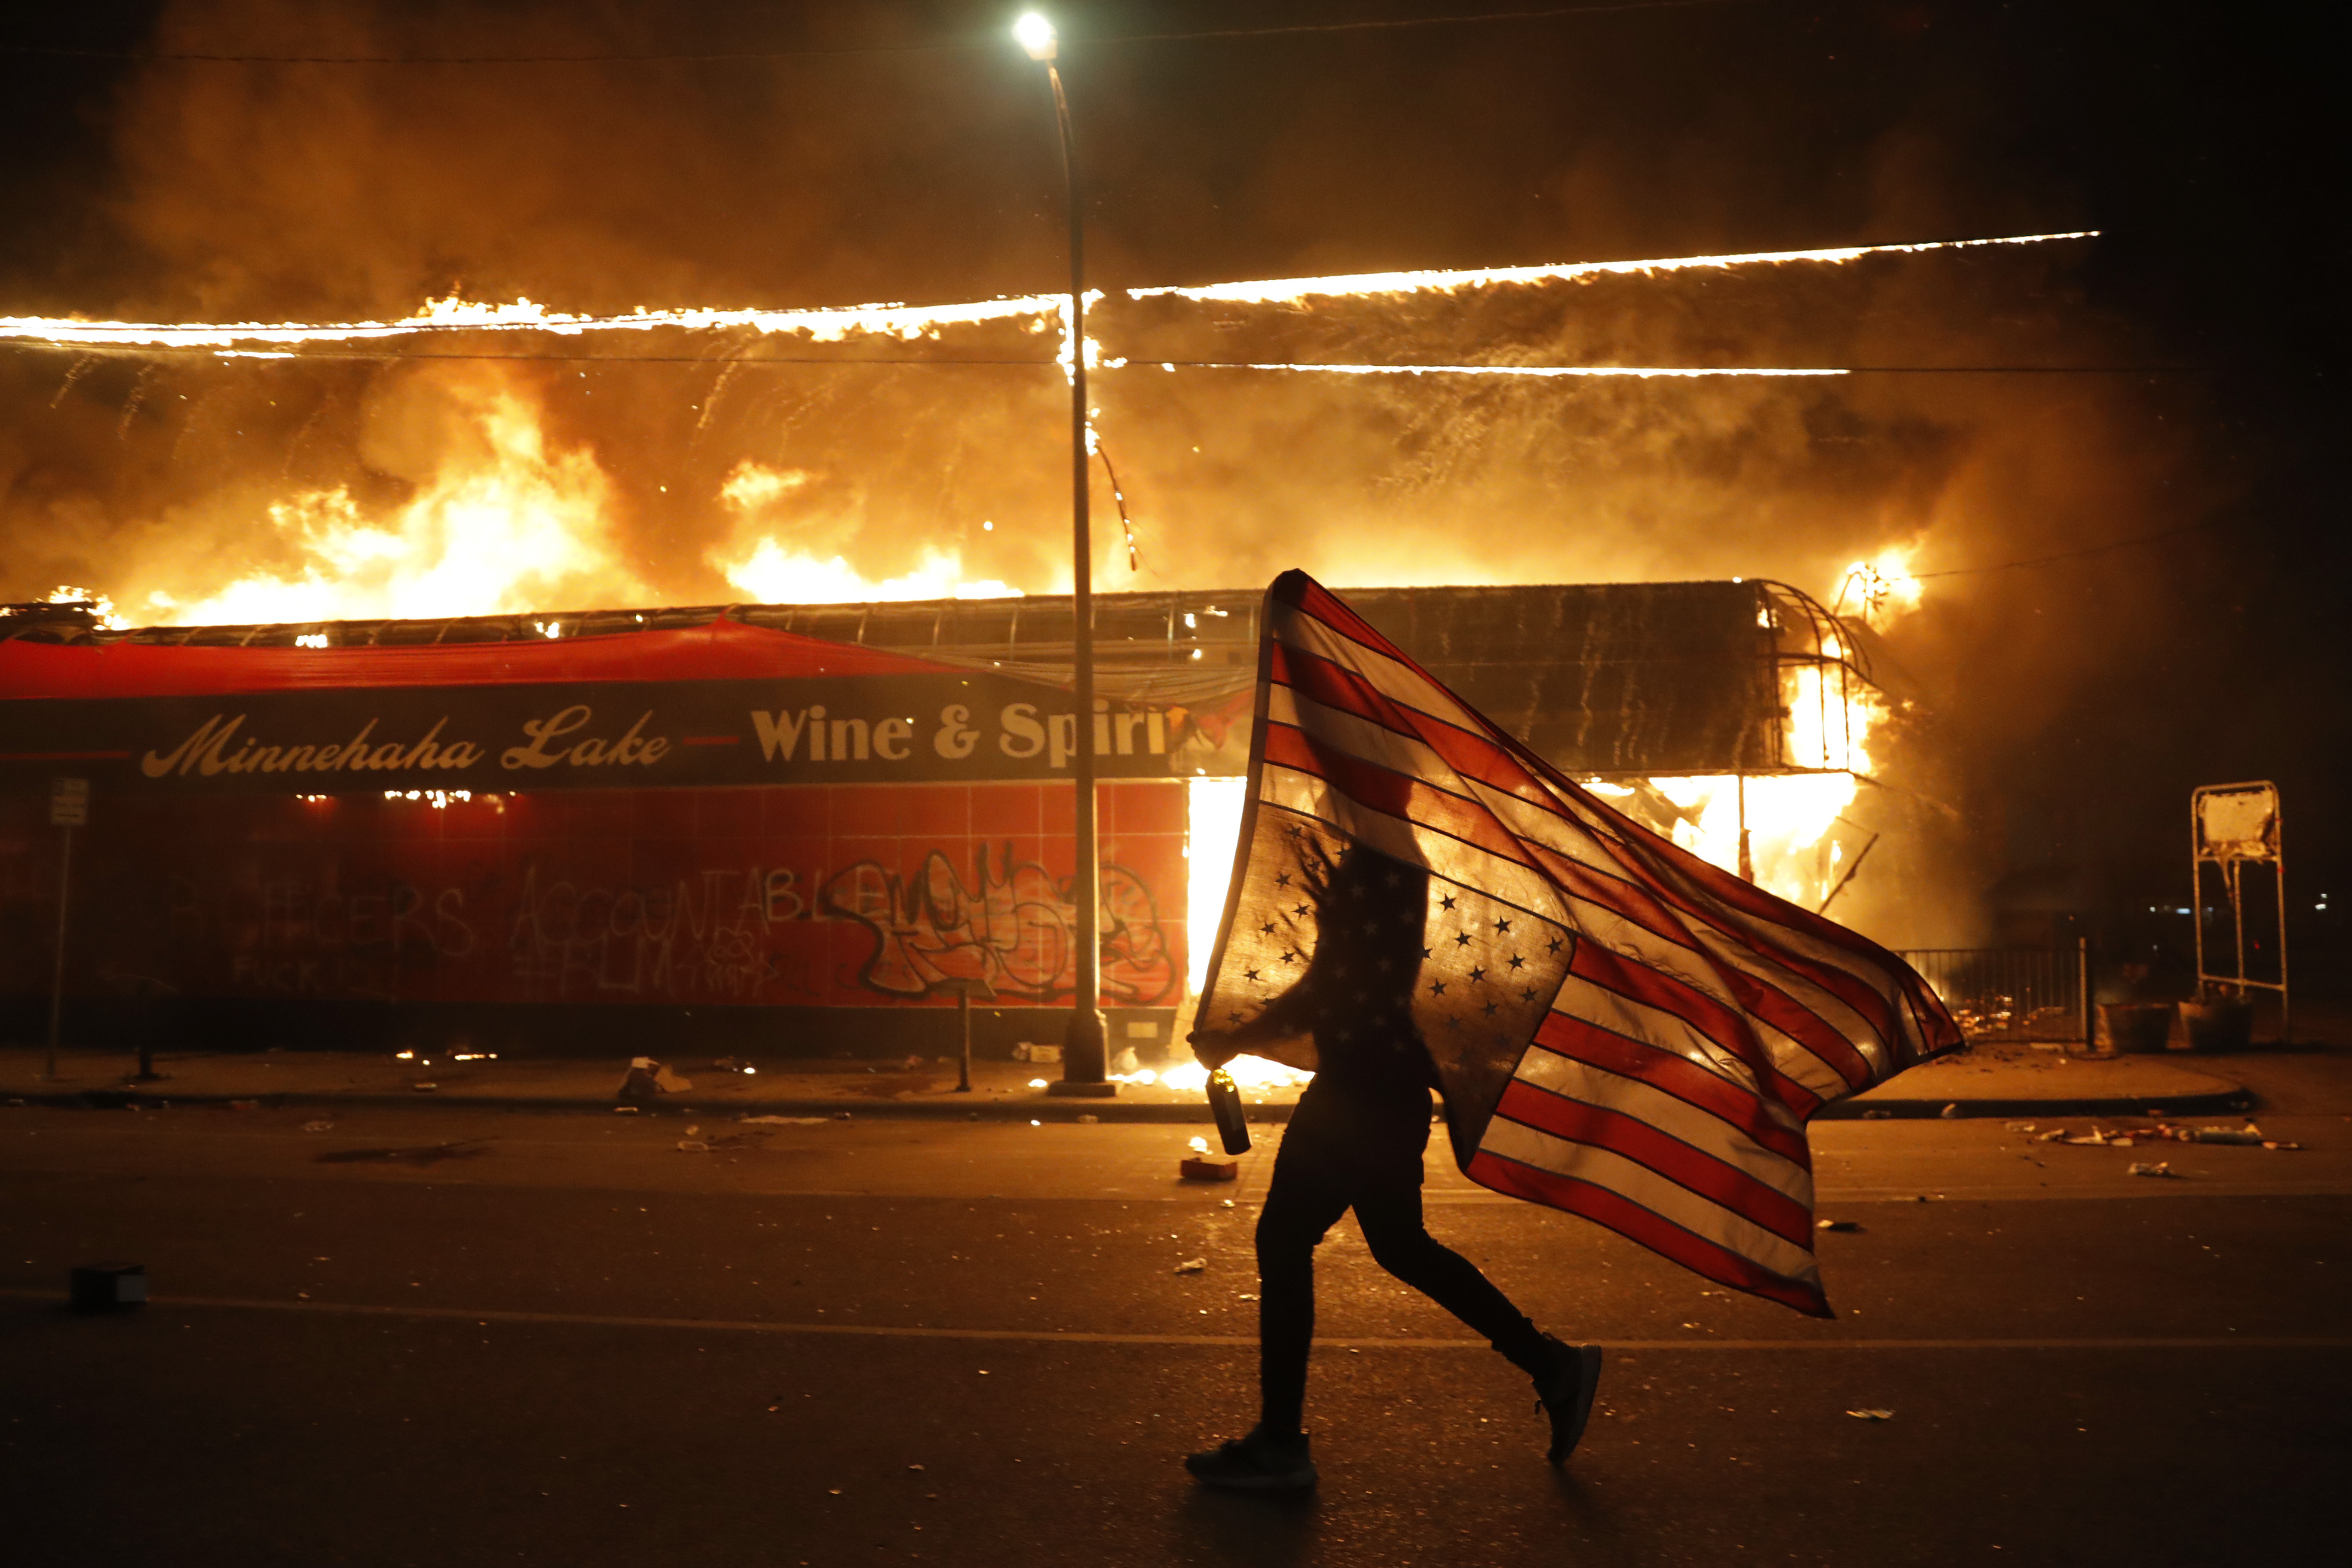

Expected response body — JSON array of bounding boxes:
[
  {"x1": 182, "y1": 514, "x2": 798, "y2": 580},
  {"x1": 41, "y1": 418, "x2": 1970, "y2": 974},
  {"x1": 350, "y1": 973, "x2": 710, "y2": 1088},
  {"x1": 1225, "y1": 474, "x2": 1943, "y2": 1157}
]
[{"x1": 0, "y1": 577, "x2": 1914, "y2": 1061}]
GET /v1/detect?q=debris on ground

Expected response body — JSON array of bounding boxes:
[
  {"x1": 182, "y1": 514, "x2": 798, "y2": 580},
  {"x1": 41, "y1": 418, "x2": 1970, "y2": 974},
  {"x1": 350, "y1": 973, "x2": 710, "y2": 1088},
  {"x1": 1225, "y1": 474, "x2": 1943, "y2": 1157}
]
[
  {"x1": 1816, "y1": 1219, "x2": 1863, "y2": 1233},
  {"x1": 1861, "y1": 1110, "x2": 1893, "y2": 1120},
  {"x1": 1846, "y1": 1409, "x2": 1894, "y2": 1421},
  {"x1": 1173, "y1": 1257, "x2": 1207, "y2": 1274},
  {"x1": 1939, "y1": 1103, "x2": 1962, "y2": 1119},
  {"x1": 411, "y1": 1082, "x2": 438, "y2": 1093},
  {"x1": 618, "y1": 1057, "x2": 692, "y2": 1104},
  {"x1": 2183, "y1": 1126, "x2": 2264, "y2": 1145},
  {"x1": 1181, "y1": 1156, "x2": 1239, "y2": 1182},
  {"x1": 1077, "y1": 1113, "x2": 1099, "y2": 1124},
  {"x1": 741, "y1": 1115, "x2": 829, "y2": 1126},
  {"x1": 2005, "y1": 1121, "x2": 2038, "y2": 1133},
  {"x1": 677, "y1": 1140, "x2": 710, "y2": 1153},
  {"x1": 612, "y1": 1106, "x2": 640, "y2": 1115},
  {"x1": 301, "y1": 1119, "x2": 334, "y2": 1133},
  {"x1": 1188, "y1": 1136, "x2": 1211, "y2": 1155},
  {"x1": 2035, "y1": 1129, "x2": 2067, "y2": 1142},
  {"x1": 2126, "y1": 1161, "x2": 2175, "y2": 1178}
]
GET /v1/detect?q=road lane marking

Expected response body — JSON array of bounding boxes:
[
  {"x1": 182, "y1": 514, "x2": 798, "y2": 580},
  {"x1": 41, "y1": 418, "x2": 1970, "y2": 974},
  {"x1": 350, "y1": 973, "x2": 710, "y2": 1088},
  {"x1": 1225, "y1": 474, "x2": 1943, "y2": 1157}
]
[{"x1": 2, "y1": 1289, "x2": 2344, "y2": 1350}]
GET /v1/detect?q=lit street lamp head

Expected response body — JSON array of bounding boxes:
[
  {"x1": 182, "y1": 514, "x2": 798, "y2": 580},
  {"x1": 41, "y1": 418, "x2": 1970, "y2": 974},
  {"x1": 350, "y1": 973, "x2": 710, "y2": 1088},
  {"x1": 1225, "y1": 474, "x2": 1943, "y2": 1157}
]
[{"x1": 1014, "y1": 12, "x2": 1057, "y2": 61}]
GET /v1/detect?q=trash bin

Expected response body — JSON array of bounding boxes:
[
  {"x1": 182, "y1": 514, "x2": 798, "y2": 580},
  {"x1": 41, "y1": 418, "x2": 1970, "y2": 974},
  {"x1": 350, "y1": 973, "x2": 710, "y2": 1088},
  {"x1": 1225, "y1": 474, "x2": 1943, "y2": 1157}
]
[
  {"x1": 2097, "y1": 1003, "x2": 2175, "y2": 1055},
  {"x1": 2179, "y1": 997, "x2": 2254, "y2": 1053}
]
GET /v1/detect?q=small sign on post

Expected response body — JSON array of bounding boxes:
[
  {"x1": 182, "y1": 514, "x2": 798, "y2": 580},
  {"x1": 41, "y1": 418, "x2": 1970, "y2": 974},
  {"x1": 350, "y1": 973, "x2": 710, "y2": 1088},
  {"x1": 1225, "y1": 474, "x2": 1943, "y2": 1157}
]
[
  {"x1": 50, "y1": 775, "x2": 89, "y2": 827},
  {"x1": 46, "y1": 777, "x2": 86, "y2": 1082}
]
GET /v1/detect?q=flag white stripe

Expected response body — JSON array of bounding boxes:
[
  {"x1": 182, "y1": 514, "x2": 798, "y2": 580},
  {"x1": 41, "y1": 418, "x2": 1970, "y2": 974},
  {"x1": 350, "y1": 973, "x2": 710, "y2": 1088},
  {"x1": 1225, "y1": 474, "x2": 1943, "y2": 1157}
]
[
  {"x1": 1475, "y1": 1116, "x2": 1823, "y2": 1283},
  {"x1": 1269, "y1": 606, "x2": 1487, "y2": 734},
  {"x1": 1549, "y1": 971, "x2": 1773, "y2": 1106},
  {"x1": 1548, "y1": 890, "x2": 1855, "y2": 1103},
  {"x1": 1257, "y1": 762, "x2": 1568, "y2": 924},
  {"x1": 1509, "y1": 1046, "x2": 1816, "y2": 1208}
]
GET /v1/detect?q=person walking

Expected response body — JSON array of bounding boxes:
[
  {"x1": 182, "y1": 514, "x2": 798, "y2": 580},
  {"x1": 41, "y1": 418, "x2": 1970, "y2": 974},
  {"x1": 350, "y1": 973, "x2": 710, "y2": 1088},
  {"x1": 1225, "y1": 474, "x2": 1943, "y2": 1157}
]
[{"x1": 1184, "y1": 844, "x2": 1603, "y2": 1491}]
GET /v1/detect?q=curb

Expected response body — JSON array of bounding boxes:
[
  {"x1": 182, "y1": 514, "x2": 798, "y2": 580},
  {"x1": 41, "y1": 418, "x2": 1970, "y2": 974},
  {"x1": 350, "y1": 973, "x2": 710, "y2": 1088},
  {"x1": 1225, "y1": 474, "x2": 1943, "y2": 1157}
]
[
  {"x1": 0, "y1": 1086, "x2": 1260, "y2": 1124},
  {"x1": 7, "y1": 1085, "x2": 2257, "y2": 1123},
  {"x1": 1812, "y1": 1088, "x2": 2256, "y2": 1121}
]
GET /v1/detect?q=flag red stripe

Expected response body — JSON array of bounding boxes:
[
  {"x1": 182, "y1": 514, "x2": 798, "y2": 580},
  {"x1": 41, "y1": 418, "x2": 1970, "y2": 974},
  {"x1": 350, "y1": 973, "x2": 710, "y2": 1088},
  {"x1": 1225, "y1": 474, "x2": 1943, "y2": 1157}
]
[
  {"x1": 1564, "y1": 936, "x2": 1829, "y2": 1114},
  {"x1": 1528, "y1": 844, "x2": 1876, "y2": 1088},
  {"x1": 1547, "y1": 815, "x2": 1910, "y2": 1051},
  {"x1": 1492, "y1": 1080, "x2": 1815, "y2": 1246},
  {"x1": 1466, "y1": 1150, "x2": 1831, "y2": 1317},
  {"x1": 1531, "y1": 1013, "x2": 1813, "y2": 1167},
  {"x1": 1277, "y1": 577, "x2": 1416, "y2": 667},
  {"x1": 1271, "y1": 642, "x2": 1554, "y2": 806}
]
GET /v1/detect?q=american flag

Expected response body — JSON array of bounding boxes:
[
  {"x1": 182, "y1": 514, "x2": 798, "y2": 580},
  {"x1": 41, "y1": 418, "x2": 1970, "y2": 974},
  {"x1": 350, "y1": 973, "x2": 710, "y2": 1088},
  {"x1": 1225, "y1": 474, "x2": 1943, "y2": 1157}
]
[{"x1": 1193, "y1": 571, "x2": 1963, "y2": 1316}]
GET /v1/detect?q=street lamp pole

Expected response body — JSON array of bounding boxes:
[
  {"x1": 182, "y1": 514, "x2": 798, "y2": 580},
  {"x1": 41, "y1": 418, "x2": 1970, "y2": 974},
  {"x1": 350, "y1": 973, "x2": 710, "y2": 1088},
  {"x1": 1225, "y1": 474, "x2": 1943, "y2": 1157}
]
[{"x1": 1019, "y1": 14, "x2": 1112, "y2": 1094}]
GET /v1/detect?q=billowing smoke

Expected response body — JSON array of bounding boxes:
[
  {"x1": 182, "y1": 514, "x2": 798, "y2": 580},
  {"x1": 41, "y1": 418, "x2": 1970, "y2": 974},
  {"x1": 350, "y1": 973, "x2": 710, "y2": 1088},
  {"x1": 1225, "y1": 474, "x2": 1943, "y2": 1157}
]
[{"x1": 0, "y1": 0, "x2": 2286, "y2": 956}]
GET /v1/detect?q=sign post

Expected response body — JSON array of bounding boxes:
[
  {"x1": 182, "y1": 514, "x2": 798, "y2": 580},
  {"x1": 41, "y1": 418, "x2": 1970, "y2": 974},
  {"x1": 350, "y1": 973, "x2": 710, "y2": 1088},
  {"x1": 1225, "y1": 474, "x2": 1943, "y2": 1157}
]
[{"x1": 46, "y1": 777, "x2": 88, "y2": 1083}]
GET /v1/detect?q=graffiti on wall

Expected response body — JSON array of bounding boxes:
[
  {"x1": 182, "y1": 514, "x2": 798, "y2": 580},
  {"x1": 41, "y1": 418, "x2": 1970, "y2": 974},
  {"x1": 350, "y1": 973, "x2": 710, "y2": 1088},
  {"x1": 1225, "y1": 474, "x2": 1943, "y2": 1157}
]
[
  {"x1": 507, "y1": 863, "x2": 820, "y2": 1004},
  {"x1": 822, "y1": 843, "x2": 1177, "y2": 1006},
  {"x1": 0, "y1": 788, "x2": 1185, "y2": 1011}
]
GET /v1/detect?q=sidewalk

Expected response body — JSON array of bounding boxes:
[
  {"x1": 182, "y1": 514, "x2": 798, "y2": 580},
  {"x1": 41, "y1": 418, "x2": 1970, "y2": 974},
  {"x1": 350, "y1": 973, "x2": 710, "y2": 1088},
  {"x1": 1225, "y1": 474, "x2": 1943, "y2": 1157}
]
[{"x1": 0, "y1": 1038, "x2": 2259, "y2": 1123}]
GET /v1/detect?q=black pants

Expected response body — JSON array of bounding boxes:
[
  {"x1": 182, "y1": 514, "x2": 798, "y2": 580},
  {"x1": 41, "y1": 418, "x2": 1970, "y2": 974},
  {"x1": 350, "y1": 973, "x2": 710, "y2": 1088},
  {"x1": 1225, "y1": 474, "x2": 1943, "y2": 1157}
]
[{"x1": 1254, "y1": 1084, "x2": 1547, "y2": 1434}]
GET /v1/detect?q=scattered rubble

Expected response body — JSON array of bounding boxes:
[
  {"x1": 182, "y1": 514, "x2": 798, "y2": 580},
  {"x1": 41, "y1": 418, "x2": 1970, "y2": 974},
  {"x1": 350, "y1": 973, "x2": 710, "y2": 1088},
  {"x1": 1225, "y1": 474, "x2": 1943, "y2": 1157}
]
[
  {"x1": 2126, "y1": 1161, "x2": 2175, "y2": 1179},
  {"x1": 1173, "y1": 1257, "x2": 1207, "y2": 1274},
  {"x1": 301, "y1": 1119, "x2": 334, "y2": 1133},
  {"x1": 1816, "y1": 1219, "x2": 1863, "y2": 1233},
  {"x1": 1846, "y1": 1409, "x2": 1894, "y2": 1421}
]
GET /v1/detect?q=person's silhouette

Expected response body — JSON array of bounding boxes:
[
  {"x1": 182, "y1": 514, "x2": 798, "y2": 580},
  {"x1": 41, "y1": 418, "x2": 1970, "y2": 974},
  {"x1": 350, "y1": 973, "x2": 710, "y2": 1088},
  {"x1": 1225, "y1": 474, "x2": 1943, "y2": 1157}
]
[{"x1": 1185, "y1": 842, "x2": 1602, "y2": 1490}]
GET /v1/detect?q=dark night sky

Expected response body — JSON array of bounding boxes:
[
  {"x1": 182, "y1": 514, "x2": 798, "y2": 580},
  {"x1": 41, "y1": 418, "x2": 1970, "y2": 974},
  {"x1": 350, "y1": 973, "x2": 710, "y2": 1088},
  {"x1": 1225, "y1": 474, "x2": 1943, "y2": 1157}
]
[{"x1": 0, "y1": 1, "x2": 2340, "y2": 976}]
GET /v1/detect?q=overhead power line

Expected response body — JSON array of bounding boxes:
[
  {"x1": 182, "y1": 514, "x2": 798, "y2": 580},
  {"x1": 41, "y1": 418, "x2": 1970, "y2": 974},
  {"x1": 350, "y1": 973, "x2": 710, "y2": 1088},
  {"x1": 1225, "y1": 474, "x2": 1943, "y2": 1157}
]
[{"x1": 1913, "y1": 519, "x2": 2222, "y2": 580}]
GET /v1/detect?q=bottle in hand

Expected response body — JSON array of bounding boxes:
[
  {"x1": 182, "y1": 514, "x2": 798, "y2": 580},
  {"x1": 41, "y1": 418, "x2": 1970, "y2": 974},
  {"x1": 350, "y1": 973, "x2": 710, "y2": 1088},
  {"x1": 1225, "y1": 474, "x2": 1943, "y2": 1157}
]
[{"x1": 1207, "y1": 1067, "x2": 1251, "y2": 1155}]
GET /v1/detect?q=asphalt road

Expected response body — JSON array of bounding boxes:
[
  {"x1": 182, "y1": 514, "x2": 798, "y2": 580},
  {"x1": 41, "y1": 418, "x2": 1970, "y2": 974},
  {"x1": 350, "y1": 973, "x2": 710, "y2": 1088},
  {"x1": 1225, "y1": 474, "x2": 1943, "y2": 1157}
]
[{"x1": 3, "y1": 1098, "x2": 2346, "y2": 1567}]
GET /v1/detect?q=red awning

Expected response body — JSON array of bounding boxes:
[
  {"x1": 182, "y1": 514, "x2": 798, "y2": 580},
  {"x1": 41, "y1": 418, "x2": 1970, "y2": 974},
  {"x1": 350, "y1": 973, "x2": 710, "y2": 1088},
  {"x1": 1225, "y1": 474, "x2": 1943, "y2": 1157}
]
[{"x1": 0, "y1": 616, "x2": 955, "y2": 700}]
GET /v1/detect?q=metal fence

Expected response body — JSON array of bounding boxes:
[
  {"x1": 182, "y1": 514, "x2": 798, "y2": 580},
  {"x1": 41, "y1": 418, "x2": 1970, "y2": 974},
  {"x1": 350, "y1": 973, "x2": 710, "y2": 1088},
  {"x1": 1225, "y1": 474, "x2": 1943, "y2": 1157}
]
[{"x1": 1896, "y1": 948, "x2": 2086, "y2": 1043}]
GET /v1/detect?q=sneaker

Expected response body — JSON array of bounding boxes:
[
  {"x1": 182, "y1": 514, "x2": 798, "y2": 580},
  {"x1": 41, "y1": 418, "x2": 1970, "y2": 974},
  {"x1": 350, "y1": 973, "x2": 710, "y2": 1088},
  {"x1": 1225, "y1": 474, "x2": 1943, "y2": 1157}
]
[
  {"x1": 1532, "y1": 1334, "x2": 1603, "y2": 1464},
  {"x1": 1185, "y1": 1425, "x2": 1318, "y2": 1491}
]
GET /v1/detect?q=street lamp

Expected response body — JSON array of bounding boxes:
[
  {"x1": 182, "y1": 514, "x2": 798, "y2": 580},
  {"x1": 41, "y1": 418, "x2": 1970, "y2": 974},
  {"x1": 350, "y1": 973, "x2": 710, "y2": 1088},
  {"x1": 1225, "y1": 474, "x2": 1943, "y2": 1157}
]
[{"x1": 1017, "y1": 12, "x2": 1113, "y2": 1096}]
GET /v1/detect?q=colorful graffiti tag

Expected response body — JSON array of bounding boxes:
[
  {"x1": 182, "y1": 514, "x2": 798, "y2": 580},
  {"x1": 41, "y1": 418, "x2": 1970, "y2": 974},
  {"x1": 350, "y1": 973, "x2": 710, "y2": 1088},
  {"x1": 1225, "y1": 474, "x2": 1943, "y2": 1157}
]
[{"x1": 822, "y1": 844, "x2": 1177, "y2": 1006}]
